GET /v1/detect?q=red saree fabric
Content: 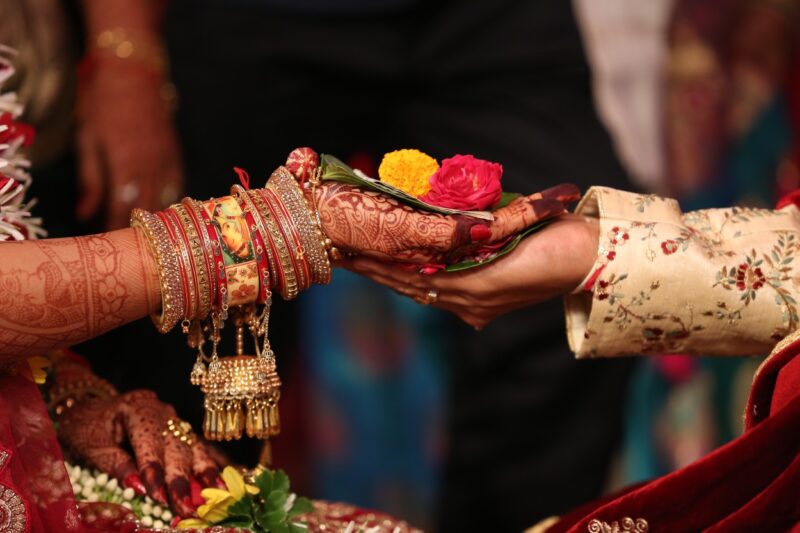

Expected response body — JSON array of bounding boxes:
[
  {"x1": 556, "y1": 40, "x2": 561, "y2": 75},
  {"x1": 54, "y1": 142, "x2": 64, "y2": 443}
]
[
  {"x1": 546, "y1": 334, "x2": 800, "y2": 532},
  {"x1": 0, "y1": 364, "x2": 84, "y2": 532}
]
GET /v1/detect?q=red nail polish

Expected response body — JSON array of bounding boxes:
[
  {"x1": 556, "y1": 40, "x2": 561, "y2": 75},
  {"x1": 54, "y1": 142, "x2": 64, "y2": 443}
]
[
  {"x1": 123, "y1": 474, "x2": 147, "y2": 496},
  {"x1": 155, "y1": 487, "x2": 169, "y2": 505},
  {"x1": 190, "y1": 476, "x2": 205, "y2": 507},
  {"x1": 216, "y1": 476, "x2": 227, "y2": 489},
  {"x1": 470, "y1": 224, "x2": 492, "y2": 242},
  {"x1": 183, "y1": 496, "x2": 197, "y2": 513}
]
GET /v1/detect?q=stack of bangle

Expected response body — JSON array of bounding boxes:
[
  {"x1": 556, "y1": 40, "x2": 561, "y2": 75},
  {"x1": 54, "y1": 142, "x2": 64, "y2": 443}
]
[
  {"x1": 267, "y1": 167, "x2": 332, "y2": 285},
  {"x1": 130, "y1": 165, "x2": 333, "y2": 332},
  {"x1": 131, "y1": 158, "x2": 335, "y2": 442},
  {"x1": 131, "y1": 209, "x2": 185, "y2": 333}
]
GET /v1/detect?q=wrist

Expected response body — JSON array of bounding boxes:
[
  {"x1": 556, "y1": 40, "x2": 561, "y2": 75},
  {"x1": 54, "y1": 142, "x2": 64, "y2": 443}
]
[{"x1": 567, "y1": 215, "x2": 600, "y2": 294}]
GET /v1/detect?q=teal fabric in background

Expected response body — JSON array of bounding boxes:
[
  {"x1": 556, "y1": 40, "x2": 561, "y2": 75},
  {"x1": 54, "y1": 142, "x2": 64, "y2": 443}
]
[{"x1": 298, "y1": 270, "x2": 446, "y2": 529}]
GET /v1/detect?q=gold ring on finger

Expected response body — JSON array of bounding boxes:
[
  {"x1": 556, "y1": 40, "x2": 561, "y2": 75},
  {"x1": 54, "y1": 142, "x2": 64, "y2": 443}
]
[{"x1": 162, "y1": 418, "x2": 195, "y2": 447}]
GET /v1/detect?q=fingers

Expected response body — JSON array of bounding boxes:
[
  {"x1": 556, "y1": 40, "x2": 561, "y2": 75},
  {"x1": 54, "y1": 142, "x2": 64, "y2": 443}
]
[
  {"x1": 344, "y1": 257, "x2": 468, "y2": 306},
  {"x1": 75, "y1": 128, "x2": 105, "y2": 221},
  {"x1": 57, "y1": 398, "x2": 147, "y2": 495},
  {"x1": 537, "y1": 183, "x2": 581, "y2": 204},
  {"x1": 449, "y1": 184, "x2": 578, "y2": 249},
  {"x1": 191, "y1": 441, "x2": 221, "y2": 489},
  {"x1": 488, "y1": 196, "x2": 565, "y2": 241},
  {"x1": 163, "y1": 428, "x2": 195, "y2": 517},
  {"x1": 344, "y1": 256, "x2": 501, "y2": 329},
  {"x1": 120, "y1": 391, "x2": 169, "y2": 505}
]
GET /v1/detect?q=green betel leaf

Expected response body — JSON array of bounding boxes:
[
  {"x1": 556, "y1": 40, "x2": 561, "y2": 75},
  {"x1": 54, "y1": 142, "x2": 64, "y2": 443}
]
[
  {"x1": 288, "y1": 497, "x2": 313, "y2": 518},
  {"x1": 255, "y1": 469, "x2": 274, "y2": 496},
  {"x1": 495, "y1": 191, "x2": 522, "y2": 209},
  {"x1": 272, "y1": 470, "x2": 290, "y2": 494},
  {"x1": 320, "y1": 154, "x2": 494, "y2": 221}
]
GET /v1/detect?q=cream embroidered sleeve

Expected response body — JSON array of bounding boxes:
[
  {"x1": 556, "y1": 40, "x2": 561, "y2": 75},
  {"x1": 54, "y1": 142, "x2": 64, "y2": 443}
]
[{"x1": 565, "y1": 186, "x2": 800, "y2": 358}]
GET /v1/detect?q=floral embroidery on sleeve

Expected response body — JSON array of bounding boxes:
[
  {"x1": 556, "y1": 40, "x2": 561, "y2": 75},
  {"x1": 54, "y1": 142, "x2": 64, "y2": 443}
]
[
  {"x1": 593, "y1": 273, "x2": 703, "y2": 353},
  {"x1": 711, "y1": 232, "x2": 799, "y2": 340},
  {"x1": 566, "y1": 186, "x2": 800, "y2": 358},
  {"x1": 633, "y1": 193, "x2": 667, "y2": 213}
]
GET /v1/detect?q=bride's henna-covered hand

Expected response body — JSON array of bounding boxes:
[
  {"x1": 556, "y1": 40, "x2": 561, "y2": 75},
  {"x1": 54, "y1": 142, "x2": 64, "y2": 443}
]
[
  {"x1": 314, "y1": 182, "x2": 580, "y2": 263},
  {"x1": 0, "y1": 181, "x2": 576, "y2": 357},
  {"x1": 58, "y1": 390, "x2": 221, "y2": 517}
]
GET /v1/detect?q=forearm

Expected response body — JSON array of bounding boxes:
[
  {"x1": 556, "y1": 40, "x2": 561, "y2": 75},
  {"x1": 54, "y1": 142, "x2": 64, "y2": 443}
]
[
  {"x1": 0, "y1": 227, "x2": 160, "y2": 359},
  {"x1": 565, "y1": 187, "x2": 800, "y2": 357}
]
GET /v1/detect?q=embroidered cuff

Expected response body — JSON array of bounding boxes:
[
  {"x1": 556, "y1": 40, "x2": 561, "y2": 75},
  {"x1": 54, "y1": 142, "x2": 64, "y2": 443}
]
[{"x1": 564, "y1": 187, "x2": 800, "y2": 358}]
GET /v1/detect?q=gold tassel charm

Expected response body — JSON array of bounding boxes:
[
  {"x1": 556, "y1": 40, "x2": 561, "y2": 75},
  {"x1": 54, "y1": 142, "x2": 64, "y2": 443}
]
[
  {"x1": 193, "y1": 303, "x2": 281, "y2": 441},
  {"x1": 198, "y1": 355, "x2": 281, "y2": 441}
]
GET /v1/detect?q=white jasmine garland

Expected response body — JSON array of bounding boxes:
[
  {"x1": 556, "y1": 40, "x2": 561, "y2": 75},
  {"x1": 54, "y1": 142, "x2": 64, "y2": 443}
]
[{"x1": 65, "y1": 461, "x2": 171, "y2": 527}]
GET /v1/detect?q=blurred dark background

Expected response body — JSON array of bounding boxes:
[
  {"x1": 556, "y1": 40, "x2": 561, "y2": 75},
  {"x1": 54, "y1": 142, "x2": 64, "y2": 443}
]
[{"x1": 4, "y1": 0, "x2": 799, "y2": 530}]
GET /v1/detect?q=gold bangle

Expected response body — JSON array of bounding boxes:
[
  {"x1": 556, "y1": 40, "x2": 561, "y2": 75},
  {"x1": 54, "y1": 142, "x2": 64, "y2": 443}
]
[
  {"x1": 131, "y1": 209, "x2": 185, "y2": 332},
  {"x1": 267, "y1": 167, "x2": 331, "y2": 285},
  {"x1": 172, "y1": 203, "x2": 212, "y2": 320},
  {"x1": 261, "y1": 186, "x2": 310, "y2": 292},
  {"x1": 250, "y1": 189, "x2": 298, "y2": 300},
  {"x1": 161, "y1": 208, "x2": 198, "y2": 321},
  {"x1": 306, "y1": 168, "x2": 339, "y2": 273}
]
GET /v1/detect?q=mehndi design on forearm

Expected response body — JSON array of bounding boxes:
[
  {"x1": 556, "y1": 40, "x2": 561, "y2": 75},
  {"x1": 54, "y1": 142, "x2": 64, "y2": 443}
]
[{"x1": 0, "y1": 230, "x2": 159, "y2": 358}]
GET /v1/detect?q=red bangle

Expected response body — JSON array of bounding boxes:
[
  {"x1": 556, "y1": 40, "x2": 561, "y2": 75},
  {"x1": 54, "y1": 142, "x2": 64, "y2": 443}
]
[
  {"x1": 233, "y1": 192, "x2": 273, "y2": 304},
  {"x1": 258, "y1": 188, "x2": 301, "y2": 291},
  {"x1": 261, "y1": 188, "x2": 311, "y2": 292},
  {"x1": 250, "y1": 190, "x2": 287, "y2": 295},
  {"x1": 183, "y1": 198, "x2": 218, "y2": 313},
  {"x1": 170, "y1": 207, "x2": 201, "y2": 319}
]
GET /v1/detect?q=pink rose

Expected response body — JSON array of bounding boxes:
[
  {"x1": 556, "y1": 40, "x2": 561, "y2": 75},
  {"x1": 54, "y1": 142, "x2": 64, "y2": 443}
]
[{"x1": 421, "y1": 155, "x2": 502, "y2": 211}]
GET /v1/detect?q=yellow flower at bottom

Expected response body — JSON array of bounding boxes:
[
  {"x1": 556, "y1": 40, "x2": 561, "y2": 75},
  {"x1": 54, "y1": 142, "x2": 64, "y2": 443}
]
[
  {"x1": 220, "y1": 466, "x2": 260, "y2": 500},
  {"x1": 177, "y1": 517, "x2": 212, "y2": 530},
  {"x1": 378, "y1": 149, "x2": 439, "y2": 198}
]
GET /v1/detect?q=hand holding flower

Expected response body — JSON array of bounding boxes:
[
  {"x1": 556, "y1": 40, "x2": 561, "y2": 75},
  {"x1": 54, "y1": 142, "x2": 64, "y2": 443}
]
[{"x1": 312, "y1": 181, "x2": 576, "y2": 265}]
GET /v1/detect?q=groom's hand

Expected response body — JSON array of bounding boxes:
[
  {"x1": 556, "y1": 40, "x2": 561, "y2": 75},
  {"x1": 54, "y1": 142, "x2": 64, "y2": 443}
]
[
  {"x1": 313, "y1": 182, "x2": 580, "y2": 264},
  {"x1": 343, "y1": 213, "x2": 600, "y2": 329},
  {"x1": 58, "y1": 390, "x2": 221, "y2": 517}
]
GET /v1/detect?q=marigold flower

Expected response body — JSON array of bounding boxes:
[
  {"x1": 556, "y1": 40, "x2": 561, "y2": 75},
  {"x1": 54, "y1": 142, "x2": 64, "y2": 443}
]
[{"x1": 378, "y1": 149, "x2": 439, "y2": 198}]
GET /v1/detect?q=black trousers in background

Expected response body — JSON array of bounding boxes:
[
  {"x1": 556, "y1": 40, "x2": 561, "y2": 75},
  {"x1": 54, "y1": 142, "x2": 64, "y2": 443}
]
[{"x1": 76, "y1": 1, "x2": 637, "y2": 531}]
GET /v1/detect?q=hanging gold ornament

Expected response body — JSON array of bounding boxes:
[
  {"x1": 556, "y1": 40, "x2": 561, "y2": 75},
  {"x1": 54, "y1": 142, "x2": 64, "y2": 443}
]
[{"x1": 191, "y1": 302, "x2": 282, "y2": 442}]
